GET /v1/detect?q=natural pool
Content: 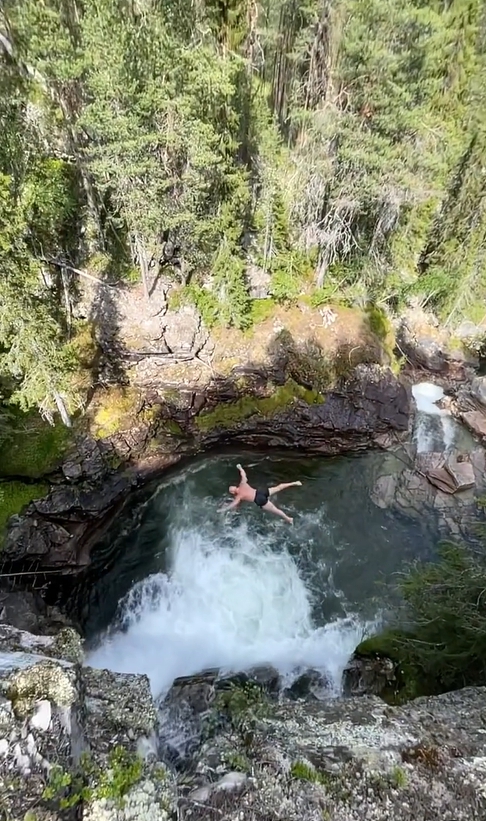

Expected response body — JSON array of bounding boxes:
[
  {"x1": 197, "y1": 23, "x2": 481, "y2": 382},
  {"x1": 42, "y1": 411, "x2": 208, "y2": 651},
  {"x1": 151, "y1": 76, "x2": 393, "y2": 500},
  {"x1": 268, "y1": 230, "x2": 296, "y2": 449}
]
[{"x1": 80, "y1": 448, "x2": 440, "y2": 698}]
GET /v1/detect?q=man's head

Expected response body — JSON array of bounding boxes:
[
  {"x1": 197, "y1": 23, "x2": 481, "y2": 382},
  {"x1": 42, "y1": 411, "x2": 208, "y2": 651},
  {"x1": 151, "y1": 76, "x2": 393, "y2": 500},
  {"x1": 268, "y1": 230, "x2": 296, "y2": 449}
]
[{"x1": 229, "y1": 485, "x2": 238, "y2": 496}]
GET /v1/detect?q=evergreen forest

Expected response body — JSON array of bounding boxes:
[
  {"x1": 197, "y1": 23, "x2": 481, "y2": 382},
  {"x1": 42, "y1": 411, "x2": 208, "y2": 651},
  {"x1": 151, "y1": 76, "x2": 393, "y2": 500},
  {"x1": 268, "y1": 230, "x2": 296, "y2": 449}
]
[{"x1": 0, "y1": 0, "x2": 485, "y2": 420}]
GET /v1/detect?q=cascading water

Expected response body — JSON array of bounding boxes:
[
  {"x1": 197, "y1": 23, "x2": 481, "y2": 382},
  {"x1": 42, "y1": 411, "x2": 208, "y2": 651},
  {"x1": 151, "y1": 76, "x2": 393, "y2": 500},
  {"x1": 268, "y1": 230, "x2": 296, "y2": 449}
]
[
  {"x1": 87, "y1": 517, "x2": 375, "y2": 698},
  {"x1": 412, "y1": 382, "x2": 457, "y2": 452},
  {"x1": 83, "y1": 453, "x2": 438, "y2": 702}
]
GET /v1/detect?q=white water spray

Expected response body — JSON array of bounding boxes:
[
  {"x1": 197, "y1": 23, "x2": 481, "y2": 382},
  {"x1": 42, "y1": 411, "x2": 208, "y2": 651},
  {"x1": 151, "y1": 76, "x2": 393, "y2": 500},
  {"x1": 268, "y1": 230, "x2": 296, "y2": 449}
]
[
  {"x1": 412, "y1": 382, "x2": 456, "y2": 453},
  {"x1": 87, "y1": 518, "x2": 376, "y2": 699}
]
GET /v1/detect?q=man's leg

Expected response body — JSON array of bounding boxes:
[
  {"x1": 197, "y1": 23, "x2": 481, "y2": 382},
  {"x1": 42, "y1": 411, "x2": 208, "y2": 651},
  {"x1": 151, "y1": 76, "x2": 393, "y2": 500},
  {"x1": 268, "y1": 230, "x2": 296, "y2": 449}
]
[
  {"x1": 262, "y1": 500, "x2": 293, "y2": 524},
  {"x1": 268, "y1": 481, "x2": 302, "y2": 496}
]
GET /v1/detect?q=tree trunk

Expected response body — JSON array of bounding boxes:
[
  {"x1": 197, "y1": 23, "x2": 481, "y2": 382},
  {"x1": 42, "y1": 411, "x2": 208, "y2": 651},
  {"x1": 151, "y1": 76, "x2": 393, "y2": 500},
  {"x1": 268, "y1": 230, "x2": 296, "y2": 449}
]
[
  {"x1": 53, "y1": 390, "x2": 72, "y2": 427},
  {"x1": 134, "y1": 233, "x2": 151, "y2": 300}
]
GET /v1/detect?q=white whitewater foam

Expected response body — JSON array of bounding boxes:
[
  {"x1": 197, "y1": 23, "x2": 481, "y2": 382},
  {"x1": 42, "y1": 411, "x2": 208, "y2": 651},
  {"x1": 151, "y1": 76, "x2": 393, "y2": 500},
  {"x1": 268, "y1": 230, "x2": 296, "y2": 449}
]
[
  {"x1": 412, "y1": 381, "x2": 456, "y2": 452},
  {"x1": 87, "y1": 520, "x2": 376, "y2": 699}
]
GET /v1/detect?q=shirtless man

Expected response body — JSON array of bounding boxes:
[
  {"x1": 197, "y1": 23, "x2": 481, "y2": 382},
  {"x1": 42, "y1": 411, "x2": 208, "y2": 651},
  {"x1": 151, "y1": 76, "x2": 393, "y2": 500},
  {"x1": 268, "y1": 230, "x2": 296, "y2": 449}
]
[{"x1": 221, "y1": 464, "x2": 302, "y2": 524}]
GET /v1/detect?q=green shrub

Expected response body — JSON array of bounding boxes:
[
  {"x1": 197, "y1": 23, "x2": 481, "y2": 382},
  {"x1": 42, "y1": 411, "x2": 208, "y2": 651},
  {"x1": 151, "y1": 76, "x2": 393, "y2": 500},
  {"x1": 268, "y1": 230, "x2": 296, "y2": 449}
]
[
  {"x1": 0, "y1": 410, "x2": 72, "y2": 478},
  {"x1": 360, "y1": 540, "x2": 486, "y2": 699}
]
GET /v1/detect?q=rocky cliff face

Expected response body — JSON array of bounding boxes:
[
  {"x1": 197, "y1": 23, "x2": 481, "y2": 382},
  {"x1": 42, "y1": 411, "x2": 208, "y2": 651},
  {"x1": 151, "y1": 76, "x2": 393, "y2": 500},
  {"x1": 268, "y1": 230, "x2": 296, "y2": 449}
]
[
  {"x1": 2, "y1": 364, "x2": 410, "y2": 579},
  {"x1": 1, "y1": 626, "x2": 486, "y2": 821},
  {"x1": 0, "y1": 625, "x2": 176, "y2": 821}
]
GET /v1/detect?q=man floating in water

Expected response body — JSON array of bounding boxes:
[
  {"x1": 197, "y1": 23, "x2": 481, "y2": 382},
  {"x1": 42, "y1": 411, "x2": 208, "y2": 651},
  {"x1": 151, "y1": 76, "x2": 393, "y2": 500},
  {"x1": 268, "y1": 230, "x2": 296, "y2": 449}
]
[{"x1": 221, "y1": 464, "x2": 301, "y2": 524}]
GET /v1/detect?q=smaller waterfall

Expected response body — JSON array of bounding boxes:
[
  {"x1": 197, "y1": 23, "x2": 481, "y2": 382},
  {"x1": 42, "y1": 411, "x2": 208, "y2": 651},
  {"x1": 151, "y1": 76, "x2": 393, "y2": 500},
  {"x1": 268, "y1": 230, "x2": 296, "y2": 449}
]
[{"x1": 412, "y1": 382, "x2": 456, "y2": 453}]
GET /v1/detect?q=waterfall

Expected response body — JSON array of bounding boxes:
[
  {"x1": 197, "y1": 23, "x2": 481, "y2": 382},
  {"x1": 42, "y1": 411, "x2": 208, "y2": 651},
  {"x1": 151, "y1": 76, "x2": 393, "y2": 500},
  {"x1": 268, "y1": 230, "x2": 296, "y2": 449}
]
[{"x1": 412, "y1": 382, "x2": 456, "y2": 453}]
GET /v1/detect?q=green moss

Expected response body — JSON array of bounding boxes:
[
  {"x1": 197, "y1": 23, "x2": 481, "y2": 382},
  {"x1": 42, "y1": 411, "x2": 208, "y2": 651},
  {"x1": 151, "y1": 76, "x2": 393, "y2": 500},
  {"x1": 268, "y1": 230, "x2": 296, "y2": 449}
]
[
  {"x1": 390, "y1": 765, "x2": 408, "y2": 789},
  {"x1": 222, "y1": 750, "x2": 251, "y2": 772},
  {"x1": 290, "y1": 760, "x2": 348, "y2": 797},
  {"x1": 91, "y1": 387, "x2": 143, "y2": 439},
  {"x1": 195, "y1": 380, "x2": 324, "y2": 432},
  {"x1": 0, "y1": 480, "x2": 48, "y2": 537},
  {"x1": 365, "y1": 303, "x2": 397, "y2": 366},
  {"x1": 0, "y1": 411, "x2": 72, "y2": 478},
  {"x1": 354, "y1": 629, "x2": 403, "y2": 659},
  {"x1": 43, "y1": 747, "x2": 143, "y2": 811},
  {"x1": 247, "y1": 298, "x2": 276, "y2": 326},
  {"x1": 164, "y1": 419, "x2": 184, "y2": 435}
]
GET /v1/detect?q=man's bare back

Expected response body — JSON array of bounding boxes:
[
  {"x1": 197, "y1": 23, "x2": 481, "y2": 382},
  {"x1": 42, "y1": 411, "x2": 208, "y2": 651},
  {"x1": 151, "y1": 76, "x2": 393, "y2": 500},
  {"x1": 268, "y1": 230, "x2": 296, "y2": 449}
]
[{"x1": 221, "y1": 464, "x2": 302, "y2": 524}]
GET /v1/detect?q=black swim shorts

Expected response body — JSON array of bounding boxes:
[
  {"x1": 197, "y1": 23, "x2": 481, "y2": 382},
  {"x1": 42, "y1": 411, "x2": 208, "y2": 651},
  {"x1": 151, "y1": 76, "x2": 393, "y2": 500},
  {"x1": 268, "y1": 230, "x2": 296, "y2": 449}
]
[{"x1": 254, "y1": 488, "x2": 270, "y2": 507}]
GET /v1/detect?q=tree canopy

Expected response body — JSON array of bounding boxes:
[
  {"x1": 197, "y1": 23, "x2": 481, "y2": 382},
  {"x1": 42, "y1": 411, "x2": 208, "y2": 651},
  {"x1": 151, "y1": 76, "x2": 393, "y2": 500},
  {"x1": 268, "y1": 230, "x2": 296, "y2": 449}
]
[{"x1": 0, "y1": 0, "x2": 485, "y2": 419}]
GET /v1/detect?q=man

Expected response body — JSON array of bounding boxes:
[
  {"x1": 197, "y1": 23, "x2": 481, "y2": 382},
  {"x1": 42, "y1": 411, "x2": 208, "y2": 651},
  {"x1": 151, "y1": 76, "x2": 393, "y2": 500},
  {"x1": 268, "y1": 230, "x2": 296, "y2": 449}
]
[{"x1": 222, "y1": 463, "x2": 302, "y2": 524}]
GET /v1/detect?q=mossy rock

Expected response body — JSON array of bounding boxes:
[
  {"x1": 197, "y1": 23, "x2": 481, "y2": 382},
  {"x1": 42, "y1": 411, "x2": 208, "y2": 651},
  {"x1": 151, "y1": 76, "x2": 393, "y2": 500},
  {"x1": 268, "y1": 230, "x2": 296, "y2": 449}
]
[
  {"x1": 0, "y1": 480, "x2": 49, "y2": 540},
  {"x1": 8, "y1": 661, "x2": 77, "y2": 717},
  {"x1": 364, "y1": 304, "x2": 397, "y2": 367},
  {"x1": 195, "y1": 380, "x2": 324, "y2": 432},
  {"x1": 355, "y1": 629, "x2": 429, "y2": 704},
  {"x1": 354, "y1": 629, "x2": 404, "y2": 660},
  {"x1": 90, "y1": 387, "x2": 159, "y2": 439},
  {"x1": 0, "y1": 411, "x2": 72, "y2": 479}
]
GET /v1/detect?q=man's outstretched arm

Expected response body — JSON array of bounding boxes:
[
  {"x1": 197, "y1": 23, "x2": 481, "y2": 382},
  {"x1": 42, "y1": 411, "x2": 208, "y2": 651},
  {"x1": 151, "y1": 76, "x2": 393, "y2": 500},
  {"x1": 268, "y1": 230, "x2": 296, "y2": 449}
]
[
  {"x1": 236, "y1": 463, "x2": 248, "y2": 483},
  {"x1": 220, "y1": 498, "x2": 241, "y2": 512}
]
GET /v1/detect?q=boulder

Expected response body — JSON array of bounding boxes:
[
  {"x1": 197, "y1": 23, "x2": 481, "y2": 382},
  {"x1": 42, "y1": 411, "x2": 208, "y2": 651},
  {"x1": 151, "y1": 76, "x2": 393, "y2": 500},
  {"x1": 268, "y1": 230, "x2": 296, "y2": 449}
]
[
  {"x1": 218, "y1": 665, "x2": 282, "y2": 695},
  {"x1": 161, "y1": 305, "x2": 209, "y2": 356},
  {"x1": 283, "y1": 669, "x2": 330, "y2": 701},
  {"x1": 396, "y1": 308, "x2": 479, "y2": 377},
  {"x1": 342, "y1": 655, "x2": 397, "y2": 697},
  {"x1": 0, "y1": 624, "x2": 176, "y2": 821},
  {"x1": 426, "y1": 455, "x2": 475, "y2": 494},
  {"x1": 370, "y1": 449, "x2": 484, "y2": 539},
  {"x1": 470, "y1": 376, "x2": 486, "y2": 407},
  {"x1": 464, "y1": 407, "x2": 486, "y2": 437}
]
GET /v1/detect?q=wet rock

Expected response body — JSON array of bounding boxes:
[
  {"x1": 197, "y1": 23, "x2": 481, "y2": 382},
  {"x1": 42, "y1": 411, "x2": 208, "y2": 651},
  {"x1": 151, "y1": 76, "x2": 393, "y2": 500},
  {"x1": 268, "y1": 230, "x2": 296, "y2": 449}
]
[
  {"x1": 0, "y1": 588, "x2": 46, "y2": 633},
  {"x1": 370, "y1": 474, "x2": 397, "y2": 509},
  {"x1": 427, "y1": 455, "x2": 475, "y2": 494},
  {"x1": 342, "y1": 656, "x2": 397, "y2": 697},
  {"x1": 159, "y1": 670, "x2": 219, "y2": 768},
  {"x1": 371, "y1": 448, "x2": 485, "y2": 539},
  {"x1": 284, "y1": 669, "x2": 330, "y2": 701},
  {"x1": 166, "y1": 670, "x2": 218, "y2": 714},
  {"x1": 218, "y1": 665, "x2": 281, "y2": 695},
  {"x1": 62, "y1": 434, "x2": 107, "y2": 482},
  {"x1": 463, "y1": 409, "x2": 486, "y2": 442}
]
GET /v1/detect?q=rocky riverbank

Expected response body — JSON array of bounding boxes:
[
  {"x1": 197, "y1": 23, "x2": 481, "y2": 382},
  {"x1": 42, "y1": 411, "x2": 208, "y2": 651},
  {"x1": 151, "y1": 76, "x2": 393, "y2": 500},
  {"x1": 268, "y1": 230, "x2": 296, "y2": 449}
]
[{"x1": 1, "y1": 624, "x2": 486, "y2": 821}]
